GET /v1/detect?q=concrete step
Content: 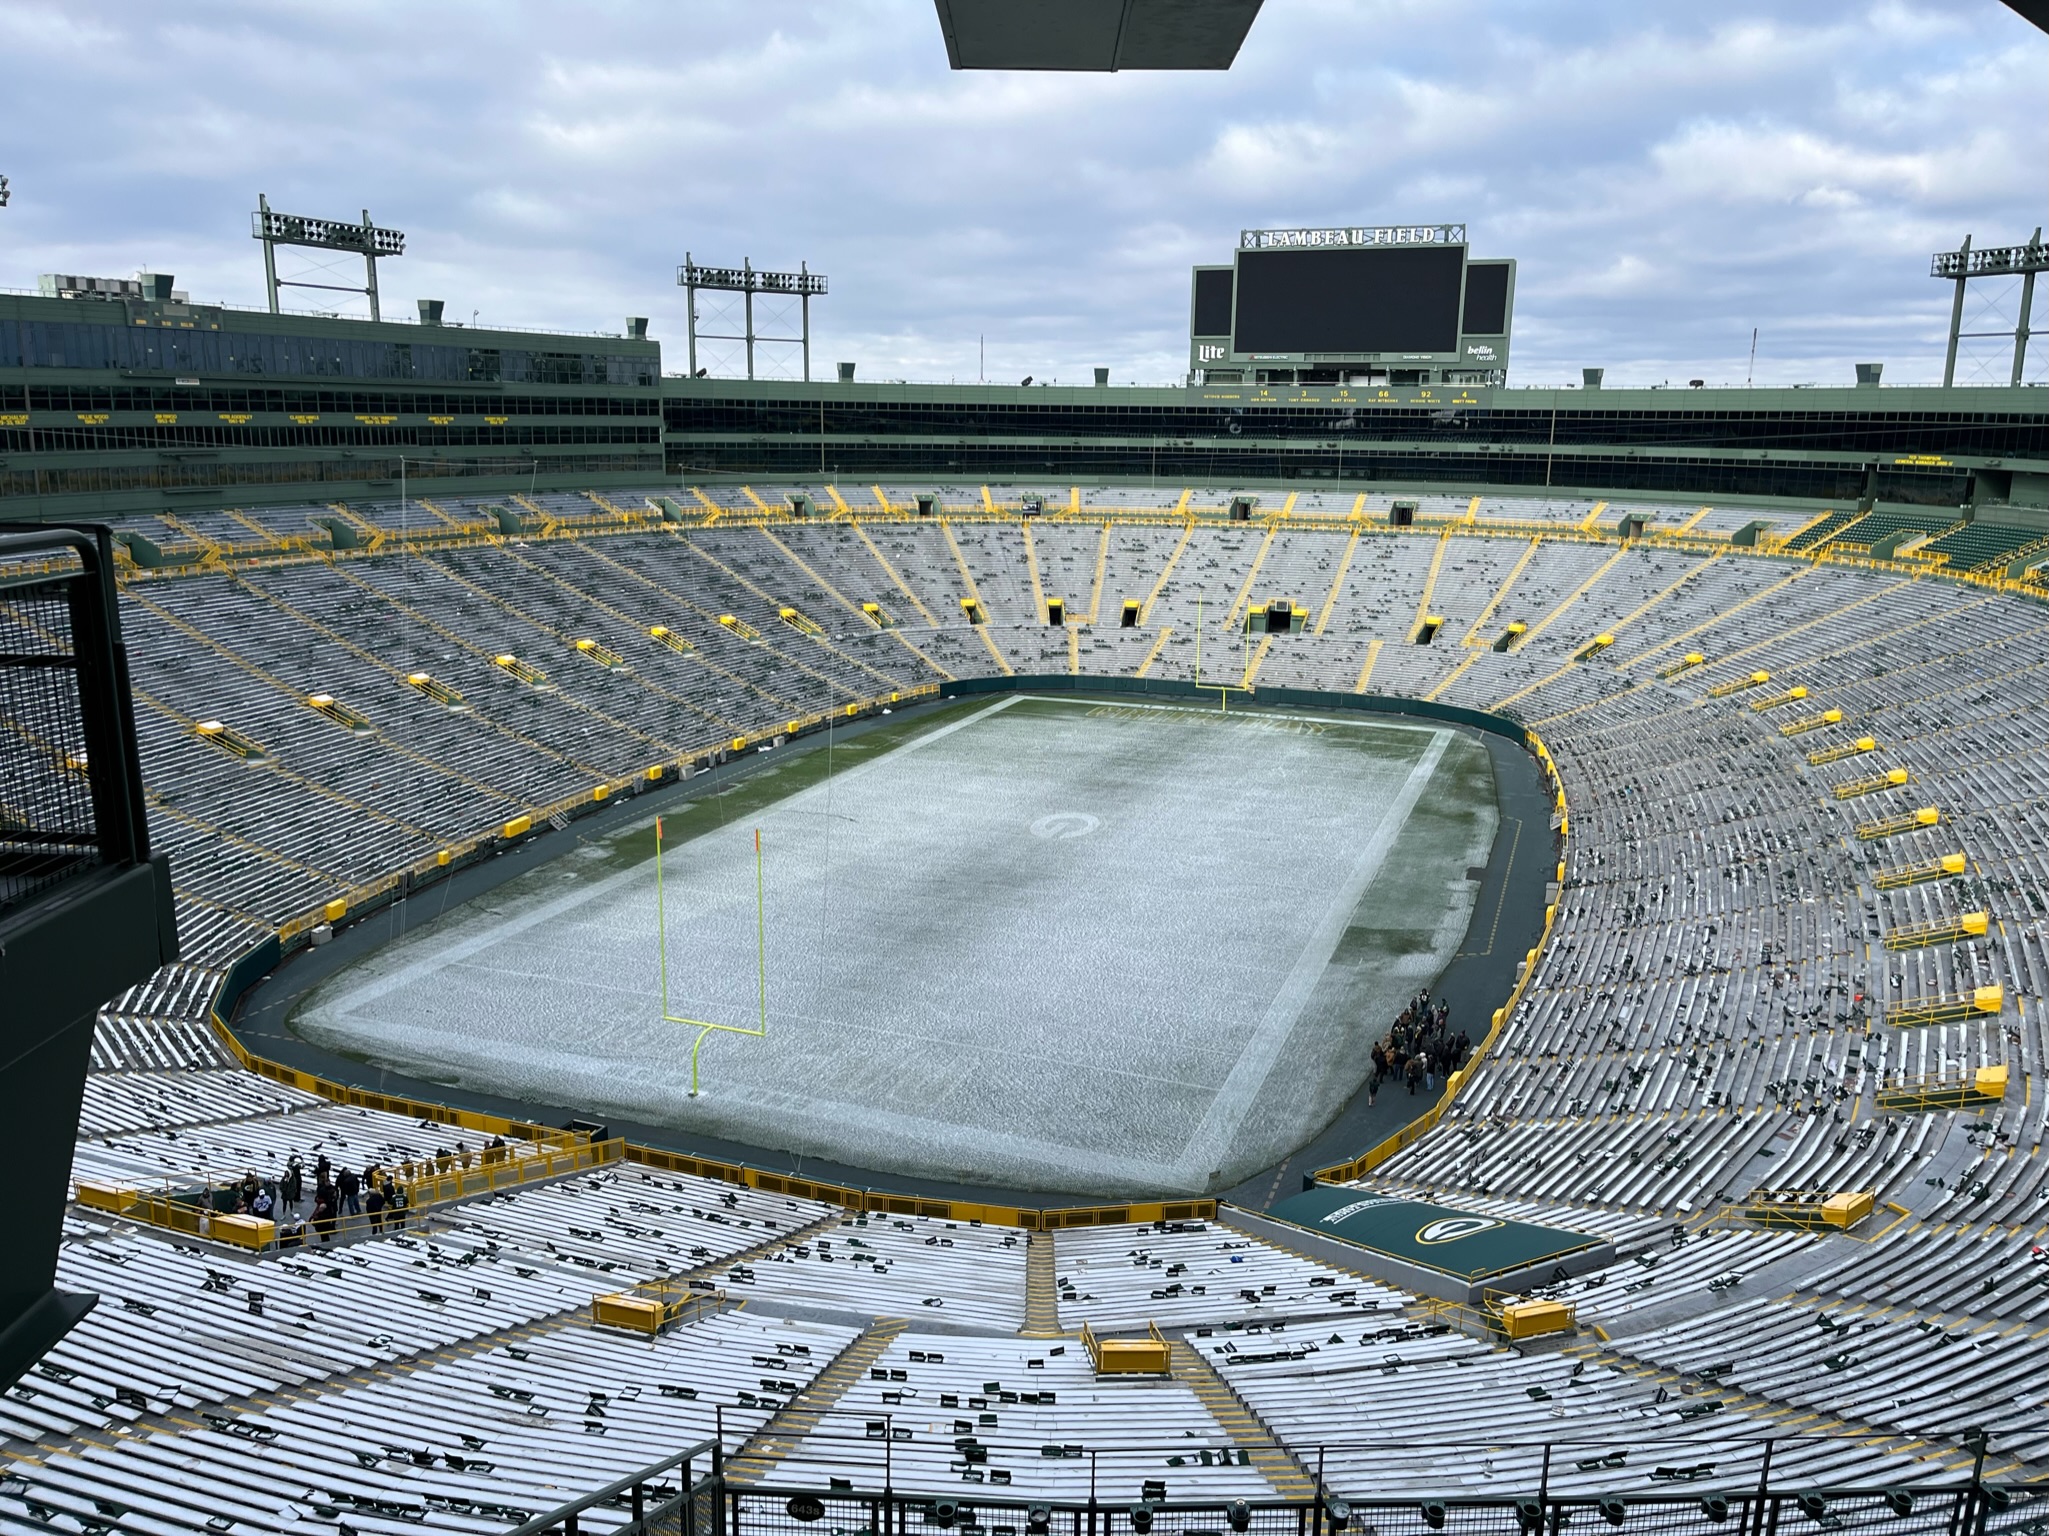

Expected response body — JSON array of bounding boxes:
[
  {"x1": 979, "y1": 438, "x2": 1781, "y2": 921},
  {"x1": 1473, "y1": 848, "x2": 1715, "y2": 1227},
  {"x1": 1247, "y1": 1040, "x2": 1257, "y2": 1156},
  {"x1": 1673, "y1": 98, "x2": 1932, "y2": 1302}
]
[
  {"x1": 729, "y1": 1317, "x2": 908, "y2": 1484},
  {"x1": 1168, "y1": 1340, "x2": 1317, "y2": 1498},
  {"x1": 1023, "y1": 1230, "x2": 1063, "y2": 1337}
]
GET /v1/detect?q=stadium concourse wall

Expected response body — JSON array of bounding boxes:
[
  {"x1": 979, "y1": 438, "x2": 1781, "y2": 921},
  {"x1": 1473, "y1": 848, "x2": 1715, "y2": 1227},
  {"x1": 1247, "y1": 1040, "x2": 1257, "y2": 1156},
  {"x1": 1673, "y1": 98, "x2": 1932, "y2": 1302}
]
[{"x1": 190, "y1": 673, "x2": 1564, "y2": 1235}]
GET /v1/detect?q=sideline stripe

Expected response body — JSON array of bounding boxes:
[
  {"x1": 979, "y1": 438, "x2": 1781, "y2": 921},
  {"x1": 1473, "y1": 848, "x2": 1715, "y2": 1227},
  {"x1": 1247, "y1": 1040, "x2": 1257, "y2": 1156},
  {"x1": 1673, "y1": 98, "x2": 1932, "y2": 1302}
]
[
  {"x1": 1174, "y1": 730, "x2": 1453, "y2": 1180},
  {"x1": 316, "y1": 697, "x2": 1027, "y2": 1017}
]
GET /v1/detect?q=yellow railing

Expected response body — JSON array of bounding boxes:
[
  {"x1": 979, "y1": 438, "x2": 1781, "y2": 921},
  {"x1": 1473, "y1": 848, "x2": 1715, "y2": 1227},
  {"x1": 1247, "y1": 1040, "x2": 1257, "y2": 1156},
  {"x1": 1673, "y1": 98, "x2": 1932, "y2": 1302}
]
[
  {"x1": 79, "y1": 1134, "x2": 623, "y2": 1249},
  {"x1": 616, "y1": 1141, "x2": 1219, "y2": 1229},
  {"x1": 1722, "y1": 1189, "x2": 1875, "y2": 1231},
  {"x1": 1833, "y1": 767, "x2": 1911, "y2": 800},
  {"x1": 1886, "y1": 984, "x2": 2003, "y2": 1028},
  {"x1": 1857, "y1": 805, "x2": 1941, "y2": 841},
  {"x1": 1875, "y1": 1063, "x2": 2006, "y2": 1112},
  {"x1": 1080, "y1": 1320, "x2": 1172, "y2": 1375},
  {"x1": 399, "y1": 1134, "x2": 624, "y2": 1208},
  {"x1": 1706, "y1": 669, "x2": 1771, "y2": 698},
  {"x1": 592, "y1": 1280, "x2": 725, "y2": 1336},
  {"x1": 1883, "y1": 910, "x2": 1987, "y2": 950},
  {"x1": 1779, "y1": 709, "x2": 1844, "y2": 737},
  {"x1": 1874, "y1": 853, "x2": 1968, "y2": 889},
  {"x1": 1411, "y1": 1291, "x2": 1577, "y2": 1340}
]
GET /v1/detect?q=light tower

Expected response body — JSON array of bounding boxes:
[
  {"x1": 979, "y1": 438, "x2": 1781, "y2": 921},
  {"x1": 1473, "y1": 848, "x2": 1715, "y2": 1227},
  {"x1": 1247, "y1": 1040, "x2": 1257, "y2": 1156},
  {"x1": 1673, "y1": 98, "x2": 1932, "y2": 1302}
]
[
  {"x1": 677, "y1": 256, "x2": 827, "y2": 381},
  {"x1": 1933, "y1": 230, "x2": 2047, "y2": 387},
  {"x1": 252, "y1": 192, "x2": 407, "y2": 320}
]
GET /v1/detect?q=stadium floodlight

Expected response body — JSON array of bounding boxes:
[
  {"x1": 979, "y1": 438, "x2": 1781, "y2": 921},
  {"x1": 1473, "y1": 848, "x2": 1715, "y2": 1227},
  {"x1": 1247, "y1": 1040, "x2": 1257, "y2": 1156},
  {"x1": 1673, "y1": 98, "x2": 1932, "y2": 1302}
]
[
  {"x1": 678, "y1": 254, "x2": 827, "y2": 381},
  {"x1": 1932, "y1": 229, "x2": 2046, "y2": 387},
  {"x1": 252, "y1": 191, "x2": 407, "y2": 321},
  {"x1": 0, "y1": 173, "x2": 10, "y2": 208}
]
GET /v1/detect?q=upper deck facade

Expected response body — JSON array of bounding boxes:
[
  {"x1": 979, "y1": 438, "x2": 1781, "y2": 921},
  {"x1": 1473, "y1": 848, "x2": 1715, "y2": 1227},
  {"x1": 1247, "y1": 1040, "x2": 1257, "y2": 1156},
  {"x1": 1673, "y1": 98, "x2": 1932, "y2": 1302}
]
[{"x1": 4, "y1": 287, "x2": 2045, "y2": 520}]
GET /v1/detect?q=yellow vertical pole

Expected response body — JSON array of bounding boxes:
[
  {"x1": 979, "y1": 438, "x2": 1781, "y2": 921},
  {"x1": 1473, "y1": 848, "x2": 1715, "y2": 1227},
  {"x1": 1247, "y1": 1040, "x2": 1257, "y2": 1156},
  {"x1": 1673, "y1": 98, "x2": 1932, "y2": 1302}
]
[
  {"x1": 756, "y1": 827, "x2": 767, "y2": 1034},
  {"x1": 656, "y1": 816, "x2": 668, "y2": 1023}
]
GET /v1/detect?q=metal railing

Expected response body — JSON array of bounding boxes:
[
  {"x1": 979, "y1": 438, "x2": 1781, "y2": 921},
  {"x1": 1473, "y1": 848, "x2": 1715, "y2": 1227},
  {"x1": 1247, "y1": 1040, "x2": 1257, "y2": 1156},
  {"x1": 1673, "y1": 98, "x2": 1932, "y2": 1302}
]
[
  {"x1": 513, "y1": 1435, "x2": 2036, "y2": 1536},
  {"x1": 510, "y1": 1441, "x2": 721, "y2": 1536}
]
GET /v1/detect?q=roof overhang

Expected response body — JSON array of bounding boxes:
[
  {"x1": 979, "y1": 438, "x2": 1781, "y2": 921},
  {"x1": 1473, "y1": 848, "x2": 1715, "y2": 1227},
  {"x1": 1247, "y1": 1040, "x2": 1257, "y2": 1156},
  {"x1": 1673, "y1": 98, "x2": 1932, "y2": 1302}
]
[{"x1": 933, "y1": 0, "x2": 1264, "y2": 70}]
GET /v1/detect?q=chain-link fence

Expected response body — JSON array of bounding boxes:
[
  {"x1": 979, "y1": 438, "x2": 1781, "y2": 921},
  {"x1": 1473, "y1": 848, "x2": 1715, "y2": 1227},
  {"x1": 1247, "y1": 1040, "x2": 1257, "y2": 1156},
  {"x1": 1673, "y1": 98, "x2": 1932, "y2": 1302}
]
[
  {"x1": 0, "y1": 572, "x2": 97, "y2": 909},
  {"x1": 0, "y1": 528, "x2": 144, "y2": 914}
]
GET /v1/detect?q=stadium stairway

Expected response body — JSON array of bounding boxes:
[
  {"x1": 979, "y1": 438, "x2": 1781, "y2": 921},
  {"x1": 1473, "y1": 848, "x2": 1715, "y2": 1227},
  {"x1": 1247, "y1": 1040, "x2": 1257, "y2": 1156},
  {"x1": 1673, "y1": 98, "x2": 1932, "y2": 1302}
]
[
  {"x1": 694, "y1": 1208, "x2": 850, "y2": 1288},
  {"x1": 163, "y1": 1305, "x2": 567, "y2": 1440},
  {"x1": 1551, "y1": 1333, "x2": 1990, "y2": 1476},
  {"x1": 1166, "y1": 1338, "x2": 1317, "y2": 1499},
  {"x1": 1022, "y1": 1232, "x2": 1062, "y2": 1337},
  {"x1": 729, "y1": 1317, "x2": 907, "y2": 1485}
]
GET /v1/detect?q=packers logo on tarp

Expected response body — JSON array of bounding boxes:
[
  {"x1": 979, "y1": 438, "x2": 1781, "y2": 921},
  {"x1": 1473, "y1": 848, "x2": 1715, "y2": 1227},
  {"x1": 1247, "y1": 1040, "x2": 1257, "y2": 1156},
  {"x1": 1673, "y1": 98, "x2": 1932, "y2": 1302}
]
[{"x1": 1415, "y1": 1216, "x2": 1505, "y2": 1245}]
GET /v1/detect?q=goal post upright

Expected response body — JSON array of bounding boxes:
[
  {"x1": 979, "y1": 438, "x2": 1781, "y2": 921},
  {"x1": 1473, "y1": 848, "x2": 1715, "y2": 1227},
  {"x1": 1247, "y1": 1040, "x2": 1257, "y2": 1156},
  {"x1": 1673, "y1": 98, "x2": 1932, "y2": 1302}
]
[
  {"x1": 654, "y1": 815, "x2": 769, "y2": 1096},
  {"x1": 1193, "y1": 589, "x2": 1254, "y2": 712}
]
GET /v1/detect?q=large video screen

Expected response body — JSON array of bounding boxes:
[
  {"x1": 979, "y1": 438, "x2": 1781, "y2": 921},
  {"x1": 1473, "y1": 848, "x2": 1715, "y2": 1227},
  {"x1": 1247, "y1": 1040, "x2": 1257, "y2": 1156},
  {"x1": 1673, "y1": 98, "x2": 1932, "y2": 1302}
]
[
  {"x1": 1233, "y1": 245, "x2": 1465, "y2": 355},
  {"x1": 1191, "y1": 268, "x2": 1234, "y2": 336},
  {"x1": 1461, "y1": 261, "x2": 1511, "y2": 335}
]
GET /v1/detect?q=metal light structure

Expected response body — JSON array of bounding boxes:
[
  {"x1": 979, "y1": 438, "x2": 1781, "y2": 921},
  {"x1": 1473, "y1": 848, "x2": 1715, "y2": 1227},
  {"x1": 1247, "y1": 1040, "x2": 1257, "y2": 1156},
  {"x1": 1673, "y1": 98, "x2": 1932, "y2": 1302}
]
[
  {"x1": 0, "y1": 173, "x2": 10, "y2": 208},
  {"x1": 1933, "y1": 230, "x2": 2047, "y2": 387},
  {"x1": 678, "y1": 255, "x2": 827, "y2": 381},
  {"x1": 252, "y1": 192, "x2": 407, "y2": 321}
]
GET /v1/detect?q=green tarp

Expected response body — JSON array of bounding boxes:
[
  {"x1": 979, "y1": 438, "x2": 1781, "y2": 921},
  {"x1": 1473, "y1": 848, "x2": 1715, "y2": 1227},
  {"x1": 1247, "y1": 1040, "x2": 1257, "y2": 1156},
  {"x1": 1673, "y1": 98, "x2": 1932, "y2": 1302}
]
[{"x1": 1267, "y1": 1186, "x2": 1599, "y2": 1281}]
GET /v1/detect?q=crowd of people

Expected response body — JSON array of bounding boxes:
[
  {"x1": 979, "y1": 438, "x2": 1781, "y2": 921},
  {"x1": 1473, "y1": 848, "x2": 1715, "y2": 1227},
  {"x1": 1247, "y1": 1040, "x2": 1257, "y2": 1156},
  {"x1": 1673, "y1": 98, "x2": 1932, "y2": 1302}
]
[
  {"x1": 219, "y1": 1136, "x2": 514, "y2": 1246},
  {"x1": 1367, "y1": 988, "x2": 1472, "y2": 1105}
]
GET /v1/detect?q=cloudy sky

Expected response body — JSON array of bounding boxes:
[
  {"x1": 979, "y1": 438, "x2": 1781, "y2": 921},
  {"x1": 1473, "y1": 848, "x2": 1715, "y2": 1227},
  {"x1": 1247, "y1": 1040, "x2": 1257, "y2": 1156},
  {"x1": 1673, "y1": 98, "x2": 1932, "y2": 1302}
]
[{"x1": 1, "y1": 1, "x2": 2042, "y2": 387}]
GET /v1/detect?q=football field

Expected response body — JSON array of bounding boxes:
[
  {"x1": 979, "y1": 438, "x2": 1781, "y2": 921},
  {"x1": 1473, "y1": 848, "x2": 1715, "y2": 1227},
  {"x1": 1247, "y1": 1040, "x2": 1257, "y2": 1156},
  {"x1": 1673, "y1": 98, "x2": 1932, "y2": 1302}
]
[{"x1": 295, "y1": 695, "x2": 1498, "y2": 1196}]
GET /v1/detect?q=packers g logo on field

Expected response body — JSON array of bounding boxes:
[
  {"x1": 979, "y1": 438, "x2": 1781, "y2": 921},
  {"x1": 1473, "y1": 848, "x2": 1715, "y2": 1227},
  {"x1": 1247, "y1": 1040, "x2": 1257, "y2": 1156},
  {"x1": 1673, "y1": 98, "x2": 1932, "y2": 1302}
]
[{"x1": 1415, "y1": 1216, "x2": 1505, "y2": 1245}]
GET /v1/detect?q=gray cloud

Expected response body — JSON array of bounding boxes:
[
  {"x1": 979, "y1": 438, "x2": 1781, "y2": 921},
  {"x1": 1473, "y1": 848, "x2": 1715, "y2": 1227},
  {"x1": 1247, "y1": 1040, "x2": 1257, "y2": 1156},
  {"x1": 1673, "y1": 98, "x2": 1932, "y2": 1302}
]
[{"x1": 1, "y1": 0, "x2": 2041, "y2": 386}]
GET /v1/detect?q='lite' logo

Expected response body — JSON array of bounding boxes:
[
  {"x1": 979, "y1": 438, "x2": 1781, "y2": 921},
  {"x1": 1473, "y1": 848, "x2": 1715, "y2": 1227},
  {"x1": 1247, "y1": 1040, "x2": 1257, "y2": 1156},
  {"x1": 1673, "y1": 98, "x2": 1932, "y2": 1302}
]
[{"x1": 1415, "y1": 1216, "x2": 1504, "y2": 1244}]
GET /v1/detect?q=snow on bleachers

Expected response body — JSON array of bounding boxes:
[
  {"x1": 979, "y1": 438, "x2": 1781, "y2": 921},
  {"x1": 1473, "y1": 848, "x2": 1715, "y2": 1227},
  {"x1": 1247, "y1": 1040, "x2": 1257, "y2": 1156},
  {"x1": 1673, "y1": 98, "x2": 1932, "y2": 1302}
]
[
  {"x1": 761, "y1": 1331, "x2": 1275, "y2": 1499},
  {"x1": 77, "y1": 1071, "x2": 325, "y2": 1139},
  {"x1": 22, "y1": 496, "x2": 2048, "y2": 1517},
  {"x1": 1529, "y1": 1228, "x2": 1816, "y2": 1327},
  {"x1": 2, "y1": 1309, "x2": 858, "y2": 1536},
  {"x1": 726, "y1": 1211, "x2": 1027, "y2": 1331},
  {"x1": 70, "y1": 1100, "x2": 476, "y2": 1190},
  {"x1": 1054, "y1": 1221, "x2": 1406, "y2": 1331},
  {"x1": 1614, "y1": 1296, "x2": 2049, "y2": 1464},
  {"x1": 1212, "y1": 1320, "x2": 1939, "y2": 1496},
  {"x1": 436, "y1": 1167, "x2": 840, "y2": 1281}
]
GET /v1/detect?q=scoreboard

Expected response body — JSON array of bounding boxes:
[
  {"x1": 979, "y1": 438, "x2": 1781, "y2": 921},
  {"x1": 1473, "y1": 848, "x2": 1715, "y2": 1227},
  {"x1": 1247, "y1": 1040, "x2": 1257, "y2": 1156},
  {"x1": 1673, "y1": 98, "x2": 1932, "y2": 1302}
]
[{"x1": 1190, "y1": 224, "x2": 1514, "y2": 385}]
